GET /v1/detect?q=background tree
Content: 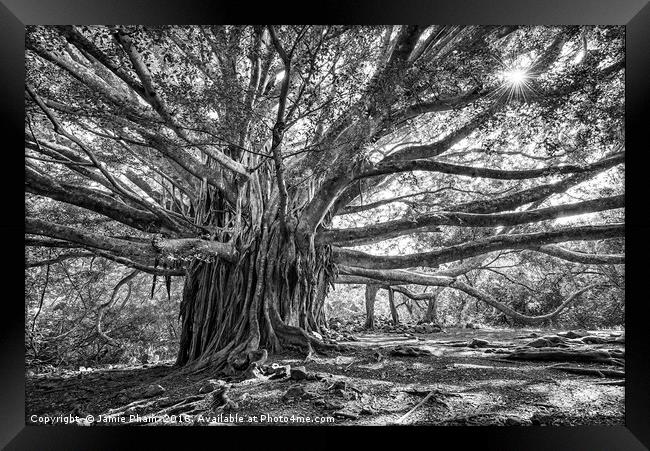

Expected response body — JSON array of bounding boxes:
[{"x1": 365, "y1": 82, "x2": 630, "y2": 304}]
[{"x1": 25, "y1": 25, "x2": 624, "y2": 374}]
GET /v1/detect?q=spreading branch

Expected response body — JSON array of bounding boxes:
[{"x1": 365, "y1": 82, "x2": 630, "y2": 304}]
[
  {"x1": 356, "y1": 151, "x2": 625, "y2": 180},
  {"x1": 25, "y1": 217, "x2": 238, "y2": 263},
  {"x1": 534, "y1": 245, "x2": 624, "y2": 265},
  {"x1": 333, "y1": 223, "x2": 624, "y2": 269},
  {"x1": 318, "y1": 194, "x2": 623, "y2": 246}
]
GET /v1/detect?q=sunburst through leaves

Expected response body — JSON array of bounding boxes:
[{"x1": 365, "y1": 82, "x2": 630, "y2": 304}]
[{"x1": 492, "y1": 54, "x2": 538, "y2": 102}]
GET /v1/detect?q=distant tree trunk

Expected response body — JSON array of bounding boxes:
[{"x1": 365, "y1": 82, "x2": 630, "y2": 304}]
[
  {"x1": 423, "y1": 297, "x2": 438, "y2": 323},
  {"x1": 457, "y1": 298, "x2": 467, "y2": 325},
  {"x1": 364, "y1": 285, "x2": 379, "y2": 330},
  {"x1": 404, "y1": 300, "x2": 415, "y2": 319},
  {"x1": 388, "y1": 287, "x2": 399, "y2": 325}
]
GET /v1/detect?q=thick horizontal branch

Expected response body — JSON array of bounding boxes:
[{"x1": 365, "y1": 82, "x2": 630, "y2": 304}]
[
  {"x1": 337, "y1": 265, "x2": 456, "y2": 287},
  {"x1": 25, "y1": 218, "x2": 238, "y2": 263},
  {"x1": 451, "y1": 281, "x2": 600, "y2": 325},
  {"x1": 357, "y1": 151, "x2": 625, "y2": 180},
  {"x1": 317, "y1": 194, "x2": 623, "y2": 246},
  {"x1": 320, "y1": 225, "x2": 442, "y2": 248},
  {"x1": 456, "y1": 152, "x2": 624, "y2": 214},
  {"x1": 533, "y1": 245, "x2": 624, "y2": 264},
  {"x1": 332, "y1": 223, "x2": 624, "y2": 269},
  {"x1": 26, "y1": 167, "x2": 170, "y2": 234}
]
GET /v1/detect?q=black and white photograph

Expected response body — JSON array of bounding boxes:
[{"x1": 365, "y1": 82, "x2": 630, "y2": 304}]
[{"x1": 24, "y1": 24, "x2": 626, "y2": 427}]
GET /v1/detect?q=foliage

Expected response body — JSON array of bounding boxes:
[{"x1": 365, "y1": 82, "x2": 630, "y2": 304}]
[{"x1": 26, "y1": 259, "x2": 181, "y2": 368}]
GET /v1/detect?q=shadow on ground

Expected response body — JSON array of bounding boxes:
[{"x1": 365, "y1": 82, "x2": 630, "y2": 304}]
[{"x1": 25, "y1": 327, "x2": 624, "y2": 426}]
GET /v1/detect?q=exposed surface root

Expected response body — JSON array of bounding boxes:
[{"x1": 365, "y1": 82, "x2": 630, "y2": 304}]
[
  {"x1": 389, "y1": 345, "x2": 432, "y2": 357},
  {"x1": 594, "y1": 379, "x2": 625, "y2": 386},
  {"x1": 505, "y1": 348, "x2": 624, "y2": 366},
  {"x1": 548, "y1": 365, "x2": 625, "y2": 378}
]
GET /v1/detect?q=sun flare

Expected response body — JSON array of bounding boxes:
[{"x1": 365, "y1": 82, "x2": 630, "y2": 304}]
[
  {"x1": 493, "y1": 61, "x2": 536, "y2": 102},
  {"x1": 504, "y1": 68, "x2": 528, "y2": 86}
]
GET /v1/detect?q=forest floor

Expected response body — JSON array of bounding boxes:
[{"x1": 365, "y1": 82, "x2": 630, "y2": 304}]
[{"x1": 25, "y1": 327, "x2": 624, "y2": 426}]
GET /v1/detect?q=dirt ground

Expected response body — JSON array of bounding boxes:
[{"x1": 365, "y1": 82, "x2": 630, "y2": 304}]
[{"x1": 25, "y1": 327, "x2": 624, "y2": 426}]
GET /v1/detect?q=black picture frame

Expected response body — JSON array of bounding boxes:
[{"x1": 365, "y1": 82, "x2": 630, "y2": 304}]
[{"x1": 2, "y1": 1, "x2": 648, "y2": 449}]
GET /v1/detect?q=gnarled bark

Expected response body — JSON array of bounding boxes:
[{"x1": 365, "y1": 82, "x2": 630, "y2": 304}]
[{"x1": 175, "y1": 217, "x2": 338, "y2": 373}]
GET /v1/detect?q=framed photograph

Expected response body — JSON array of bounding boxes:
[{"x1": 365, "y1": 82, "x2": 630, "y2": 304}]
[{"x1": 3, "y1": 1, "x2": 649, "y2": 449}]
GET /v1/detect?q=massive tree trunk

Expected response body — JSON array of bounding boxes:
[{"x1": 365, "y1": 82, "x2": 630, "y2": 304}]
[
  {"x1": 175, "y1": 222, "x2": 336, "y2": 373},
  {"x1": 170, "y1": 170, "x2": 339, "y2": 373}
]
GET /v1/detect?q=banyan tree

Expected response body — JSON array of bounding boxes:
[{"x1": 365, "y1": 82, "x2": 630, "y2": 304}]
[{"x1": 25, "y1": 25, "x2": 625, "y2": 374}]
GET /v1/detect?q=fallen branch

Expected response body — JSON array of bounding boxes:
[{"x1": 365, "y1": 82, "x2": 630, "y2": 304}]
[{"x1": 397, "y1": 390, "x2": 436, "y2": 424}]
